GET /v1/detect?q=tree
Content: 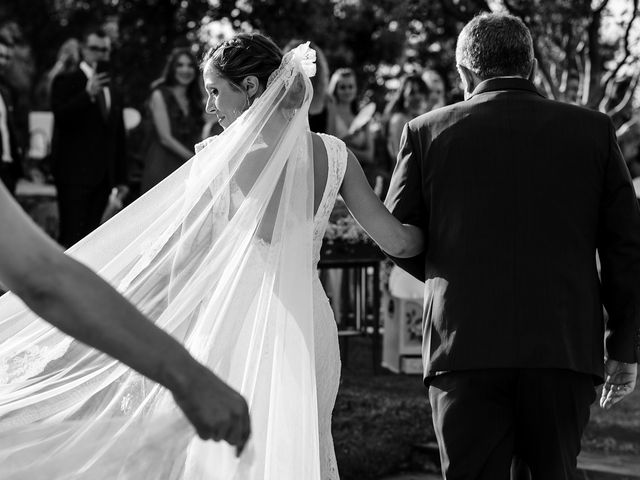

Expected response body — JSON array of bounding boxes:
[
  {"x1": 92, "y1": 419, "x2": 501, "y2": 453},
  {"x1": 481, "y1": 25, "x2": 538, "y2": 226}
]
[
  {"x1": 434, "y1": 0, "x2": 640, "y2": 131},
  {"x1": 2, "y1": 0, "x2": 638, "y2": 125}
]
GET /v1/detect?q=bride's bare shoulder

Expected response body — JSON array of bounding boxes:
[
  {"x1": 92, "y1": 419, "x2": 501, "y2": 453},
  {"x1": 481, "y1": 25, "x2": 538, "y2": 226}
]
[{"x1": 309, "y1": 131, "x2": 325, "y2": 151}]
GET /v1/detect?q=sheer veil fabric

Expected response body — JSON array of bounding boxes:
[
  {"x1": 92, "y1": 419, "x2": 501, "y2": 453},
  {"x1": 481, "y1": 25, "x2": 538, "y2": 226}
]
[{"x1": 0, "y1": 44, "x2": 321, "y2": 479}]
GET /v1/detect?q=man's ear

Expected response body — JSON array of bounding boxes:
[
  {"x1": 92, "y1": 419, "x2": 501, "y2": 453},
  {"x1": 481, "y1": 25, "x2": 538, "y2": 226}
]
[
  {"x1": 242, "y1": 76, "x2": 260, "y2": 99},
  {"x1": 528, "y1": 58, "x2": 538, "y2": 82},
  {"x1": 457, "y1": 64, "x2": 477, "y2": 98}
]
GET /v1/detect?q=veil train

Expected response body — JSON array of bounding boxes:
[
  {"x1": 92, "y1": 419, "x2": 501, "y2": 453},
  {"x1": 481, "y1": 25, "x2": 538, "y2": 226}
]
[{"x1": 0, "y1": 44, "x2": 320, "y2": 479}]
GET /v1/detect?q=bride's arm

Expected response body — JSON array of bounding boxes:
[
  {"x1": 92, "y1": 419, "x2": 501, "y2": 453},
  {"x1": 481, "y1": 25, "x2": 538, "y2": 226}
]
[{"x1": 339, "y1": 149, "x2": 424, "y2": 258}]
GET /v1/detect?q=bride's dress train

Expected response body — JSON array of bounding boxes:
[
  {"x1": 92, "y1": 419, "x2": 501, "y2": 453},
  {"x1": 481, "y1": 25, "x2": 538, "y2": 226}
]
[{"x1": 0, "y1": 44, "x2": 343, "y2": 479}]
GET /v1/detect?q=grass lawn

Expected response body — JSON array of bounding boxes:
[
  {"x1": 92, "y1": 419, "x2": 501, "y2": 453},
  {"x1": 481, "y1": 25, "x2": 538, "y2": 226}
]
[
  {"x1": 583, "y1": 386, "x2": 640, "y2": 456},
  {"x1": 333, "y1": 337, "x2": 433, "y2": 480},
  {"x1": 333, "y1": 336, "x2": 640, "y2": 480}
]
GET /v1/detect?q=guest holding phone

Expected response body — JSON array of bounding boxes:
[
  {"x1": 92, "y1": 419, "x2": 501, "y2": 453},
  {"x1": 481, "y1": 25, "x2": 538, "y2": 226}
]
[{"x1": 51, "y1": 26, "x2": 128, "y2": 247}]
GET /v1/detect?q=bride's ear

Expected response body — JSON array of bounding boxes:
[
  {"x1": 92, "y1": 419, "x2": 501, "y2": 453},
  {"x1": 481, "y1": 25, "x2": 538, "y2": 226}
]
[{"x1": 242, "y1": 76, "x2": 261, "y2": 101}]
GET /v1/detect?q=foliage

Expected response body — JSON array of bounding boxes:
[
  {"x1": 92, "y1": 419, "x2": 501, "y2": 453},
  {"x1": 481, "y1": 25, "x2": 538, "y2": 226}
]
[
  {"x1": 0, "y1": 0, "x2": 638, "y2": 128},
  {"x1": 438, "y1": 0, "x2": 640, "y2": 130},
  {"x1": 0, "y1": 0, "x2": 214, "y2": 108}
]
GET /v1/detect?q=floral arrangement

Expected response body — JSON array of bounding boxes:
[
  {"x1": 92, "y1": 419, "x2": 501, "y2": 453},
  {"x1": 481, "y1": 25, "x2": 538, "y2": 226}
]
[
  {"x1": 324, "y1": 216, "x2": 373, "y2": 245},
  {"x1": 323, "y1": 197, "x2": 374, "y2": 245}
]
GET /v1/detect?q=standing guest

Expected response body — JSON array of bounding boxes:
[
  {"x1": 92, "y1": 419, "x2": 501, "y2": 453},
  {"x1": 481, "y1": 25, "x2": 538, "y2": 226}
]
[
  {"x1": 0, "y1": 33, "x2": 22, "y2": 195},
  {"x1": 382, "y1": 73, "x2": 431, "y2": 331},
  {"x1": 101, "y1": 14, "x2": 121, "y2": 47},
  {"x1": 422, "y1": 68, "x2": 447, "y2": 109},
  {"x1": 0, "y1": 22, "x2": 34, "y2": 157},
  {"x1": 285, "y1": 40, "x2": 336, "y2": 135},
  {"x1": 140, "y1": 47, "x2": 204, "y2": 193},
  {"x1": 327, "y1": 68, "x2": 376, "y2": 328},
  {"x1": 386, "y1": 13, "x2": 640, "y2": 479},
  {"x1": 51, "y1": 27, "x2": 128, "y2": 247},
  {"x1": 33, "y1": 38, "x2": 80, "y2": 110},
  {"x1": 329, "y1": 67, "x2": 375, "y2": 165},
  {"x1": 384, "y1": 73, "x2": 430, "y2": 160}
]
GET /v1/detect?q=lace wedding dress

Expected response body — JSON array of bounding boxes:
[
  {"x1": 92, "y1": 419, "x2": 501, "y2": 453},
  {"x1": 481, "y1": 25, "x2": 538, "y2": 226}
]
[
  {"x1": 312, "y1": 133, "x2": 348, "y2": 480},
  {"x1": 0, "y1": 44, "x2": 347, "y2": 479}
]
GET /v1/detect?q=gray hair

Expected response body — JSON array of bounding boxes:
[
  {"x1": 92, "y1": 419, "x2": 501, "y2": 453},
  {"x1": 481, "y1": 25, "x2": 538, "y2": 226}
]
[{"x1": 455, "y1": 13, "x2": 534, "y2": 79}]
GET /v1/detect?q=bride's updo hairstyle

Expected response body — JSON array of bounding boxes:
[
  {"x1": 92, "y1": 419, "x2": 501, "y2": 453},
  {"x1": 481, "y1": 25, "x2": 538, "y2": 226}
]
[
  {"x1": 202, "y1": 33, "x2": 283, "y2": 93},
  {"x1": 203, "y1": 32, "x2": 311, "y2": 116}
]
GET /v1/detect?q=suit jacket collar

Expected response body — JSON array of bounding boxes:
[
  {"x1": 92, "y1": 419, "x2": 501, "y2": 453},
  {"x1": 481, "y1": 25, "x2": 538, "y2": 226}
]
[{"x1": 468, "y1": 77, "x2": 545, "y2": 100}]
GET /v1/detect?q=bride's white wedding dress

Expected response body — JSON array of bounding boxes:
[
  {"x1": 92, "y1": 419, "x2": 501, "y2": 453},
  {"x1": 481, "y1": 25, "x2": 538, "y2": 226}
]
[
  {"x1": 0, "y1": 44, "x2": 347, "y2": 479},
  {"x1": 311, "y1": 133, "x2": 347, "y2": 480}
]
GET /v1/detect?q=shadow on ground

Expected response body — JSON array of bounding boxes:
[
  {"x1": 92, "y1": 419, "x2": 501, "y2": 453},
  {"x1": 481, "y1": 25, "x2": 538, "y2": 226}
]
[{"x1": 333, "y1": 336, "x2": 640, "y2": 480}]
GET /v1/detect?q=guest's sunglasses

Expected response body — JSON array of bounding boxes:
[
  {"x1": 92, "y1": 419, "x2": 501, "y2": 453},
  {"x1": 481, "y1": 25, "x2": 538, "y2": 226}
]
[{"x1": 88, "y1": 45, "x2": 110, "y2": 53}]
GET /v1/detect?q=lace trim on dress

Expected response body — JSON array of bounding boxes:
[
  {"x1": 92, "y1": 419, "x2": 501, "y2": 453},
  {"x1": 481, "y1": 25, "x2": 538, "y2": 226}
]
[
  {"x1": 312, "y1": 134, "x2": 348, "y2": 266},
  {"x1": 0, "y1": 336, "x2": 73, "y2": 384}
]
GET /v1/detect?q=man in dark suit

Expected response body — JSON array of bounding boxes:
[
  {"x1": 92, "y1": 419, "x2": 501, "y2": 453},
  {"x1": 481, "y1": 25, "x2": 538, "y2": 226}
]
[
  {"x1": 385, "y1": 13, "x2": 640, "y2": 480},
  {"x1": 51, "y1": 27, "x2": 128, "y2": 247},
  {"x1": 0, "y1": 34, "x2": 23, "y2": 195}
]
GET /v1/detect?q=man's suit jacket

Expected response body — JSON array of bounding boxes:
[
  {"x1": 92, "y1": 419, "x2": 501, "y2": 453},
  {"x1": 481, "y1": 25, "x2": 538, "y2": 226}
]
[
  {"x1": 385, "y1": 77, "x2": 640, "y2": 384},
  {"x1": 50, "y1": 69, "x2": 126, "y2": 187},
  {"x1": 0, "y1": 82, "x2": 23, "y2": 177}
]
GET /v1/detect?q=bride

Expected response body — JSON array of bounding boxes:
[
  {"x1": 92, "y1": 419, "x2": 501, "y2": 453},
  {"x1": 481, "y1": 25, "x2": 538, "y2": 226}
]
[{"x1": 0, "y1": 34, "x2": 423, "y2": 479}]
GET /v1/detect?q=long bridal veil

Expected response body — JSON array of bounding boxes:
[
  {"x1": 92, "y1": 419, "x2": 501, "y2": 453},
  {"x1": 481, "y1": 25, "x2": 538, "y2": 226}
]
[{"x1": 0, "y1": 44, "x2": 320, "y2": 479}]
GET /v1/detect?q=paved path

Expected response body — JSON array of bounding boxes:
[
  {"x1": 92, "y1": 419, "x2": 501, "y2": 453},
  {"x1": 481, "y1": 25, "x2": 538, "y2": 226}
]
[
  {"x1": 381, "y1": 450, "x2": 640, "y2": 480},
  {"x1": 578, "y1": 451, "x2": 640, "y2": 478},
  {"x1": 381, "y1": 475, "x2": 440, "y2": 480}
]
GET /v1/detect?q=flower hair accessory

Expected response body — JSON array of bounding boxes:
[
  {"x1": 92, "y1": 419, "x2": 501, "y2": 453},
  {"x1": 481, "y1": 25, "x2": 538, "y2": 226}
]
[
  {"x1": 292, "y1": 42, "x2": 316, "y2": 79},
  {"x1": 267, "y1": 41, "x2": 317, "y2": 89}
]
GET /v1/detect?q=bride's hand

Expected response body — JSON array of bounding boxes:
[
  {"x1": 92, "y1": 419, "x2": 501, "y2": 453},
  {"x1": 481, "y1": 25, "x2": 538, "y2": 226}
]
[
  {"x1": 600, "y1": 358, "x2": 637, "y2": 409},
  {"x1": 172, "y1": 362, "x2": 251, "y2": 456}
]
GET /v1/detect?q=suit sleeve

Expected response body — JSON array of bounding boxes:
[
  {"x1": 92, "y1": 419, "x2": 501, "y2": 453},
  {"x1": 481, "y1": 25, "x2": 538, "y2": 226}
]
[
  {"x1": 114, "y1": 102, "x2": 128, "y2": 186},
  {"x1": 384, "y1": 123, "x2": 428, "y2": 282},
  {"x1": 598, "y1": 119, "x2": 640, "y2": 363},
  {"x1": 2, "y1": 86, "x2": 24, "y2": 166}
]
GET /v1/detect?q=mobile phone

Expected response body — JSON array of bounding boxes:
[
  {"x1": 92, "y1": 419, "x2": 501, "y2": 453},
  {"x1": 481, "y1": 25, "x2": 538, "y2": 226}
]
[{"x1": 95, "y1": 60, "x2": 111, "y2": 75}]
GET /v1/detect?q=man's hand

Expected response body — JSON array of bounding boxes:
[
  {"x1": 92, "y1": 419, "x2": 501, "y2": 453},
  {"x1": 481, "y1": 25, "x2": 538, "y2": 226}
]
[
  {"x1": 86, "y1": 72, "x2": 110, "y2": 98},
  {"x1": 600, "y1": 359, "x2": 637, "y2": 409},
  {"x1": 114, "y1": 184, "x2": 130, "y2": 208},
  {"x1": 172, "y1": 364, "x2": 251, "y2": 456}
]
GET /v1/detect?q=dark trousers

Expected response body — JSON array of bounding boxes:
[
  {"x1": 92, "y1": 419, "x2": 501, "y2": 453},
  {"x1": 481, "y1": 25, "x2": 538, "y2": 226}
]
[
  {"x1": 56, "y1": 179, "x2": 111, "y2": 248},
  {"x1": 428, "y1": 369, "x2": 596, "y2": 480},
  {"x1": 0, "y1": 162, "x2": 19, "y2": 196}
]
